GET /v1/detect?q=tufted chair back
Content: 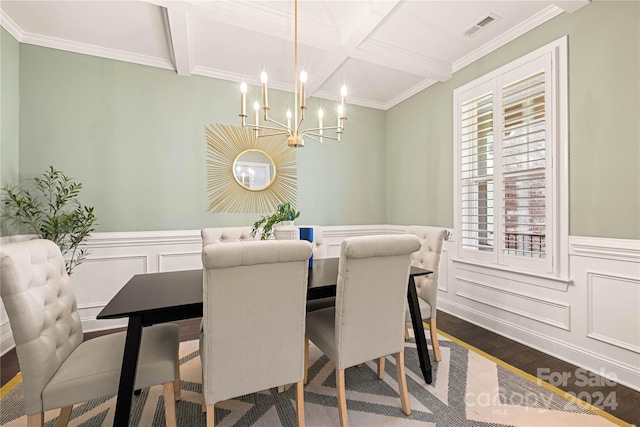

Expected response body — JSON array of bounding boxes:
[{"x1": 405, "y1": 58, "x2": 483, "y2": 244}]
[
  {"x1": 407, "y1": 226, "x2": 448, "y2": 318},
  {"x1": 201, "y1": 227, "x2": 259, "y2": 247},
  {"x1": 201, "y1": 225, "x2": 326, "y2": 259},
  {"x1": 0, "y1": 239, "x2": 83, "y2": 414}
]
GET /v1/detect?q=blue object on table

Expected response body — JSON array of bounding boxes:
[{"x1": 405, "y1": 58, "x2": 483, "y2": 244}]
[{"x1": 299, "y1": 227, "x2": 313, "y2": 268}]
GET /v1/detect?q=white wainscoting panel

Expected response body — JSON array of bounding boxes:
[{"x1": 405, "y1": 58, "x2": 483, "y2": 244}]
[
  {"x1": 454, "y1": 271, "x2": 571, "y2": 330},
  {"x1": 587, "y1": 272, "x2": 640, "y2": 353},
  {"x1": 158, "y1": 251, "x2": 203, "y2": 272},
  {"x1": 440, "y1": 235, "x2": 640, "y2": 391}
]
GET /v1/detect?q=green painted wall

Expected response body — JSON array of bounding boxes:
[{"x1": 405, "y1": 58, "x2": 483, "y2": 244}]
[
  {"x1": 16, "y1": 45, "x2": 386, "y2": 232},
  {"x1": 386, "y1": 1, "x2": 640, "y2": 240},
  {"x1": 0, "y1": 28, "x2": 20, "y2": 236},
  {"x1": 4, "y1": 1, "x2": 639, "y2": 238}
]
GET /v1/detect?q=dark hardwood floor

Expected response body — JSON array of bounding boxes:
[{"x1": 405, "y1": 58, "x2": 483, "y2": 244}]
[{"x1": 1, "y1": 313, "x2": 638, "y2": 425}]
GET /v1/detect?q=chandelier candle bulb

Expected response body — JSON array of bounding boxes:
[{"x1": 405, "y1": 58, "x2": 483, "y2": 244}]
[
  {"x1": 240, "y1": 82, "x2": 247, "y2": 118},
  {"x1": 253, "y1": 101, "x2": 260, "y2": 137},
  {"x1": 337, "y1": 105, "x2": 344, "y2": 131},
  {"x1": 300, "y1": 71, "x2": 307, "y2": 109},
  {"x1": 340, "y1": 85, "x2": 347, "y2": 120},
  {"x1": 260, "y1": 71, "x2": 269, "y2": 119},
  {"x1": 318, "y1": 109, "x2": 324, "y2": 143}
]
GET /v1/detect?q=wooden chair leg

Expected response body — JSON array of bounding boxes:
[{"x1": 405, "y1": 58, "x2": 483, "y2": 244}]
[
  {"x1": 174, "y1": 362, "x2": 182, "y2": 401},
  {"x1": 201, "y1": 366, "x2": 207, "y2": 413},
  {"x1": 296, "y1": 380, "x2": 305, "y2": 427},
  {"x1": 206, "y1": 405, "x2": 215, "y2": 427},
  {"x1": 27, "y1": 413, "x2": 44, "y2": 427},
  {"x1": 404, "y1": 323, "x2": 410, "y2": 340},
  {"x1": 304, "y1": 337, "x2": 309, "y2": 384},
  {"x1": 394, "y1": 351, "x2": 411, "y2": 415},
  {"x1": 277, "y1": 385, "x2": 286, "y2": 393},
  {"x1": 163, "y1": 381, "x2": 177, "y2": 427},
  {"x1": 336, "y1": 369, "x2": 349, "y2": 427},
  {"x1": 377, "y1": 357, "x2": 385, "y2": 379},
  {"x1": 429, "y1": 317, "x2": 441, "y2": 362},
  {"x1": 56, "y1": 406, "x2": 73, "y2": 427}
]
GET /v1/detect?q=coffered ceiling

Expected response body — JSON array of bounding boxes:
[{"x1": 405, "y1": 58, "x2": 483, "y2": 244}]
[{"x1": 1, "y1": 0, "x2": 589, "y2": 110}]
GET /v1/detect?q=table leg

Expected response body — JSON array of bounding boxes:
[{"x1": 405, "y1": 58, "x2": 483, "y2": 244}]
[
  {"x1": 407, "y1": 276, "x2": 432, "y2": 384},
  {"x1": 113, "y1": 316, "x2": 143, "y2": 426}
]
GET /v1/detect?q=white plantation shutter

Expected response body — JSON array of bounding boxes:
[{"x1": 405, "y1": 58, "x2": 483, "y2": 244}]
[
  {"x1": 455, "y1": 44, "x2": 561, "y2": 275},
  {"x1": 501, "y1": 71, "x2": 547, "y2": 261},
  {"x1": 460, "y1": 90, "x2": 495, "y2": 258}
]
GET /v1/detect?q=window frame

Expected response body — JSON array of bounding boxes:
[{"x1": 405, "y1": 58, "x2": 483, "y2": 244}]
[{"x1": 453, "y1": 36, "x2": 569, "y2": 280}]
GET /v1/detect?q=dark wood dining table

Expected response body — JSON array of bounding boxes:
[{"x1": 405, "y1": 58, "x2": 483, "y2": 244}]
[{"x1": 97, "y1": 257, "x2": 433, "y2": 426}]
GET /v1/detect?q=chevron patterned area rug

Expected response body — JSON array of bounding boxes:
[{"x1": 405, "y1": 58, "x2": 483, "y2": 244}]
[{"x1": 0, "y1": 329, "x2": 628, "y2": 427}]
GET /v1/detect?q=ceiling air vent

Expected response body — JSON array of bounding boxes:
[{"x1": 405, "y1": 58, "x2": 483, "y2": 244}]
[{"x1": 463, "y1": 13, "x2": 500, "y2": 38}]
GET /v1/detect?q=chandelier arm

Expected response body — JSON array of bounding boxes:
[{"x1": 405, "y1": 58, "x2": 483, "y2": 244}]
[
  {"x1": 266, "y1": 118, "x2": 291, "y2": 131},
  {"x1": 257, "y1": 131, "x2": 291, "y2": 138},
  {"x1": 300, "y1": 125, "x2": 342, "y2": 136},
  {"x1": 246, "y1": 123, "x2": 289, "y2": 133},
  {"x1": 304, "y1": 133, "x2": 340, "y2": 142}
]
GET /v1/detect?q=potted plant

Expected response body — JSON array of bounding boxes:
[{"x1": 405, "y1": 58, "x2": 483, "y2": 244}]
[
  {"x1": 250, "y1": 201, "x2": 300, "y2": 240},
  {"x1": 2, "y1": 166, "x2": 97, "y2": 274}
]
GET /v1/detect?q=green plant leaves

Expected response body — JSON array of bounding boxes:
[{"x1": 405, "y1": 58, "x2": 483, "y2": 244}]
[
  {"x1": 1, "y1": 166, "x2": 97, "y2": 275},
  {"x1": 250, "y1": 201, "x2": 300, "y2": 240}
]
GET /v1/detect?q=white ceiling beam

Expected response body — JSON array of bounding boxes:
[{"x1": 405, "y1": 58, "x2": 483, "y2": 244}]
[
  {"x1": 163, "y1": 4, "x2": 192, "y2": 76},
  {"x1": 305, "y1": 0, "x2": 401, "y2": 96},
  {"x1": 353, "y1": 40, "x2": 452, "y2": 82}
]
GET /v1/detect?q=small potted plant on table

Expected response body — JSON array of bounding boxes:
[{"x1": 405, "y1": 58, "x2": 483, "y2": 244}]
[{"x1": 250, "y1": 202, "x2": 300, "y2": 240}]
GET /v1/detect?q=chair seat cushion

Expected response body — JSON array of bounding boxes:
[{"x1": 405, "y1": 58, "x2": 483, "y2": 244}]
[
  {"x1": 405, "y1": 298, "x2": 432, "y2": 322},
  {"x1": 42, "y1": 323, "x2": 179, "y2": 412},
  {"x1": 306, "y1": 297, "x2": 335, "y2": 313}
]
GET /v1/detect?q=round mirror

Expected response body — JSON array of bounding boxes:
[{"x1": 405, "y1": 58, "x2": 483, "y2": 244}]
[{"x1": 232, "y1": 149, "x2": 277, "y2": 191}]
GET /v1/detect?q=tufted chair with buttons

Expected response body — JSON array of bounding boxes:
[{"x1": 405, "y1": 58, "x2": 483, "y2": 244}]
[
  {"x1": 201, "y1": 226, "x2": 260, "y2": 247},
  {"x1": 0, "y1": 239, "x2": 181, "y2": 427},
  {"x1": 404, "y1": 226, "x2": 448, "y2": 362}
]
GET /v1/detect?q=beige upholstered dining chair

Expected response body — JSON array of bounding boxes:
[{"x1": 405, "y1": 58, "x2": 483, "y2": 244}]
[
  {"x1": 305, "y1": 234, "x2": 421, "y2": 427},
  {"x1": 200, "y1": 239, "x2": 313, "y2": 427},
  {"x1": 0, "y1": 239, "x2": 181, "y2": 427},
  {"x1": 404, "y1": 226, "x2": 449, "y2": 362}
]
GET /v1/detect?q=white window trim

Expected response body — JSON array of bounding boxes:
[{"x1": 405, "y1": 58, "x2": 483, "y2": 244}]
[{"x1": 453, "y1": 36, "x2": 569, "y2": 281}]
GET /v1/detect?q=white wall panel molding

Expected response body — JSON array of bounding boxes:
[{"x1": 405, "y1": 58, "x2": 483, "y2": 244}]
[
  {"x1": 451, "y1": 258, "x2": 571, "y2": 291},
  {"x1": 587, "y1": 272, "x2": 640, "y2": 354},
  {"x1": 158, "y1": 251, "x2": 202, "y2": 272},
  {"x1": 441, "y1": 234, "x2": 640, "y2": 391},
  {"x1": 86, "y1": 230, "x2": 201, "y2": 248},
  {"x1": 454, "y1": 276, "x2": 571, "y2": 330},
  {"x1": 570, "y1": 236, "x2": 640, "y2": 262}
]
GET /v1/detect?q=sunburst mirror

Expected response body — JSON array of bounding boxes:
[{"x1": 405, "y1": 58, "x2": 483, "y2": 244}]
[{"x1": 206, "y1": 124, "x2": 297, "y2": 213}]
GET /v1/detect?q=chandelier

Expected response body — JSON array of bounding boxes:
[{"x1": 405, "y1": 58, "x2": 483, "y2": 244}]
[{"x1": 239, "y1": 0, "x2": 347, "y2": 148}]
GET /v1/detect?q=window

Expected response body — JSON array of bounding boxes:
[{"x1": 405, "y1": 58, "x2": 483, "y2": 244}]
[{"x1": 454, "y1": 37, "x2": 568, "y2": 277}]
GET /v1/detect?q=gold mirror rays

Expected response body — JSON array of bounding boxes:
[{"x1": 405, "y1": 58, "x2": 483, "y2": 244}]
[{"x1": 206, "y1": 124, "x2": 297, "y2": 213}]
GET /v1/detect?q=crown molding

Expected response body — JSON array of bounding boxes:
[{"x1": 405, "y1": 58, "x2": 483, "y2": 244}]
[
  {"x1": 0, "y1": 9, "x2": 24, "y2": 41},
  {"x1": 453, "y1": 4, "x2": 564, "y2": 73},
  {"x1": 19, "y1": 31, "x2": 175, "y2": 70},
  {"x1": 383, "y1": 78, "x2": 439, "y2": 111}
]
